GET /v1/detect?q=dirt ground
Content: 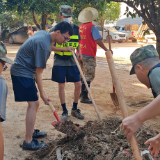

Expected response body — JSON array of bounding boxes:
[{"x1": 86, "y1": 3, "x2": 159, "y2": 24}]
[{"x1": 2, "y1": 42, "x2": 160, "y2": 160}]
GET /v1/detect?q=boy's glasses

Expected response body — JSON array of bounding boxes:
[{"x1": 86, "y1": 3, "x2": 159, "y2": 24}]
[
  {"x1": 3, "y1": 65, "x2": 8, "y2": 71},
  {"x1": 62, "y1": 34, "x2": 70, "y2": 42}
]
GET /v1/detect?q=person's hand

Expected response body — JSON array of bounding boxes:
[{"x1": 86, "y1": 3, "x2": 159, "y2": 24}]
[
  {"x1": 41, "y1": 94, "x2": 51, "y2": 105},
  {"x1": 145, "y1": 134, "x2": 160, "y2": 156},
  {"x1": 65, "y1": 46, "x2": 74, "y2": 52},
  {"x1": 106, "y1": 49, "x2": 113, "y2": 54},
  {"x1": 77, "y1": 53, "x2": 82, "y2": 60},
  {"x1": 121, "y1": 113, "x2": 143, "y2": 140}
]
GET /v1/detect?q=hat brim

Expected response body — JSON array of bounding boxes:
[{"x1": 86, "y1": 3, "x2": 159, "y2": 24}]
[
  {"x1": 62, "y1": 13, "x2": 73, "y2": 17},
  {"x1": 1, "y1": 57, "x2": 14, "y2": 64},
  {"x1": 78, "y1": 7, "x2": 98, "y2": 23},
  {"x1": 130, "y1": 66, "x2": 135, "y2": 75}
]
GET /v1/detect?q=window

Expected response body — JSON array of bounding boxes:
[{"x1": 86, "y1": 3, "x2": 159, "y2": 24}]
[{"x1": 114, "y1": 26, "x2": 120, "y2": 30}]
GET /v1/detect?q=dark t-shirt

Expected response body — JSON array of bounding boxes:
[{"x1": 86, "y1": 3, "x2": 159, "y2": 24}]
[{"x1": 11, "y1": 31, "x2": 52, "y2": 78}]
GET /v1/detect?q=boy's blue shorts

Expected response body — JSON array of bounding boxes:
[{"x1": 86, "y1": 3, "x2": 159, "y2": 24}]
[
  {"x1": 11, "y1": 75, "x2": 38, "y2": 102},
  {"x1": 52, "y1": 66, "x2": 81, "y2": 83}
]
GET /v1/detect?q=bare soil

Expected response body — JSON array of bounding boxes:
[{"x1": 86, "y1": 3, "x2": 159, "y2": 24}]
[{"x1": 2, "y1": 42, "x2": 160, "y2": 160}]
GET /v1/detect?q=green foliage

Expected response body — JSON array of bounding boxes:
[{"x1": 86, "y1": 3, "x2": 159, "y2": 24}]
[
  {"x1": 94, "y1": 0, "x2": 120, "y2": 38},
  {"x1": 3, "y1": 0, "x2": 60, "y2": 30},
  {"x1": 0, "y1": 11, "x2": 23, "y2": 30},
  {"x1": 97, "y1": 1, "x2": 120, "y2": 24}
]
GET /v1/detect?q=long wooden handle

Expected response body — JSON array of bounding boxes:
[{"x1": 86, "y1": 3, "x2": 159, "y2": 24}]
[
  {"x1": 105, "y1": 51, "x2": 142, "y2": 160},
  {"x1": 48, "y1": 101, "x2": 55, "y2": 112},
  {"x1": 44, "y1": 93, "x2": 55, "y2": 112},
  {"x1": 72, "y1": 51, "x2": 102, "y2": 121},
  {"x1": 107, "y1": 30, "x2": 111, "y2": 50},
  {"x1": 108, "y1": 30, "x2": 116, "y2": 94}
]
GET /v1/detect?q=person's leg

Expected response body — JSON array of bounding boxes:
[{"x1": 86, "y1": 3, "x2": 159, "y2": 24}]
[
  {"x1": 71, "y1": 81, "x2": 84, "y2": 119},
  {"x1": 74, "y1": 81, "x2": 81, "y2": 103},
  {"x1": 23, "y1": 95, "x2": 47, "y2": 150},
  {"x1": 0, "y1": 118, "x2": 4, "y2": 160},
  {"x1": 58, "y1": 83, "x2": 65, "y2": 105},
  {"x1": 80, "y1": 57, "x2": 96, "y2": 103},
  {"x1": 25, "y1": 100, "x2": 39, "y2": 143},
  {"x1": 58, "y1": 83, "x2": 68, "y2": 120},
  {"x1": 65, "y1": 65, "x2": 84, "y2": 119}
]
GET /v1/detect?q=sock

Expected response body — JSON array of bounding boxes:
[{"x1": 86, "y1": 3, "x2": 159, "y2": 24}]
[
  {"x1": 72, "y1": 102, "x2": 78, "y2": 110},
  {"x1": 61, "y1": 103, "x2": 68, "y2": 113}
]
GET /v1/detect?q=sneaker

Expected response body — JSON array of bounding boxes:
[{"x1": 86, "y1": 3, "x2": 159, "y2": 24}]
[
  {"x1": 22, "y1": 139, "x2": 47, "y2": 151},
  {"x1": 71, "y1": 109, "x2": 84, "y2": 120},
  {"x1": 32, "y1": 129, "x2": 47, "y2": 139},
  {"x1": 61, "y1": 111, "x2": 68, "y2": 120}
]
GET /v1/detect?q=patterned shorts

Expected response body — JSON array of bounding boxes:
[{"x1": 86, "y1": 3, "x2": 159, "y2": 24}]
[{"x1": 79, "y1": 56, "x2": 96, "y2": 82}]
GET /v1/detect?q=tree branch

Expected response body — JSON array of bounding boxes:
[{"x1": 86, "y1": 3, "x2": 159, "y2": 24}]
[
  {"x1": 112, "y1": 0, "x2": 155, "y2": 32},
  {"x1": 31, "y1": 10, "x2": 40, "y2": 29},
  {"x1": 23, "y1": 15, "x2": 29, "y2": 29},
  {"x1": 147, "y1": 0, "x2": 157, "y2": 25}
]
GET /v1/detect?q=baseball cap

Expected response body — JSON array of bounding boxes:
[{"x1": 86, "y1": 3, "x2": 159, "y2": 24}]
[
  {"x1": 60, "y1": 5, "x2": 73, "y2": 17},
  {"x1": 0, "y1": 41, "x2": 14, "y2": 64},
  {"x1": 130, "y1": 45, "x2": 159, "y2": 75}
]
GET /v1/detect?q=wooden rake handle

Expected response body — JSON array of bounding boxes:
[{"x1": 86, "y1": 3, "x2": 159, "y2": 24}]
[
  {"x1": 45, "y1": 93, "x2": 61, "y2": 122},
  {"x1": 105, "y1": 51, "x2": 142, "y2": 160},
  {"x1": 72, "y1": 51, "x2": 102, "y2": 121}
]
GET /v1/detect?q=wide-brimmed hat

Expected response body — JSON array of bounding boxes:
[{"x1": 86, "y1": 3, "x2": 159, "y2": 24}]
[
  {"x1": 0, "y1": 41, "x2": 14, "y2": 64},
  {"x1": 130, "y1": 45, "x2": 159, "y2": 75},
  {"x1": 78, "y1": 7, "x2": 98, "y2": 23}
]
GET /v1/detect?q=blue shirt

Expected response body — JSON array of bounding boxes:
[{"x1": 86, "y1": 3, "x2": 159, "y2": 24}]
[
  {"x1": 11, "y1": 31, "x2": 52, "y2": 78},
  {"x1": 0, "y1": 75, "x2": 8, "y2": 122}
]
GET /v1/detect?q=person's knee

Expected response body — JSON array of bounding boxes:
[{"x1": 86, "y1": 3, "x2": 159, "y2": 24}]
[
  {"x1": 75, "y1": 81, "x2": 82, "y2": 89},
  {"x1": 28, "y1": 100, "x2": 39, "y2": 110},
  {"x1": 59, "y1": 83, "x2": 65, "y2": 90}
]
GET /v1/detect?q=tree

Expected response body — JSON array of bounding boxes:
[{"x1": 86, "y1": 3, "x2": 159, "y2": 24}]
[
  {"x1": 106, "y1": 0, "x2": 160, "y2": 56},
  {"x1": 96, "y1": 0, "x2": 120, "y2": 39},
  {"x1": 0, "y1": 12, "x2": 23, "y2": 31},
  {"x1": 3, "y1": 0, "x2": 59, "y2": 30}
]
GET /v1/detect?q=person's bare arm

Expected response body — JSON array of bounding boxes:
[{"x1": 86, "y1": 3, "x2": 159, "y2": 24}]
[
  {"x1": 76, "y1": 45, "x2": 82, "y2": 60},
  {"x1": 121, "y1": 94, "x2": 160, "y2": 140},
  {"x1": 0, "y1": 120, "x2": 4, "y2": 160},
  {"x1": 51, "y1": 45, "x2": 74, "y2": 52},
  {"x1": 35, "y1": 67, "x2": 51, "y2": 105},
  {"x1": 96, "y1": 39, "x2": 108, "y2": 51}
]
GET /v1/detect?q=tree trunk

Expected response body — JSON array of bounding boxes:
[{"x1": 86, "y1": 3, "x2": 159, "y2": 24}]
[
  {"x1": 32, "y1": 10, "x2": 40, "y2": 29},
  {"x1": 23, "y1": 16, "x2": 29, "y2": 30},
  {"x1": 41, "y1": 13, "x2": 48, "y2": 30}
]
